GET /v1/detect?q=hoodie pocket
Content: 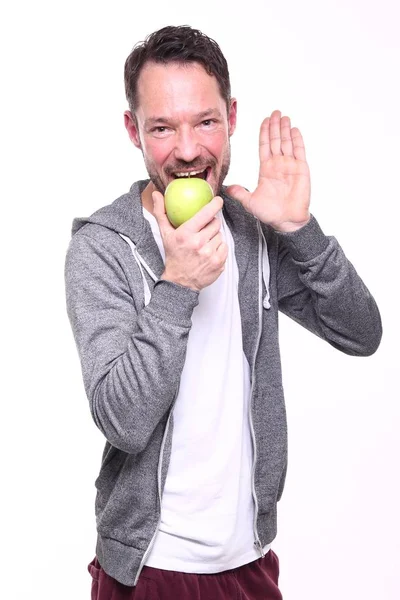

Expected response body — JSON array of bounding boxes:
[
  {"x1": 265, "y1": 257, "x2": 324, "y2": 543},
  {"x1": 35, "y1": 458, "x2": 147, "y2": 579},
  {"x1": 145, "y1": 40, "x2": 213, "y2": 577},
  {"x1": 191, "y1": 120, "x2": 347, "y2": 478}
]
[{"x1": 94, "y1": 445, "x2": 127, "y2": 514}]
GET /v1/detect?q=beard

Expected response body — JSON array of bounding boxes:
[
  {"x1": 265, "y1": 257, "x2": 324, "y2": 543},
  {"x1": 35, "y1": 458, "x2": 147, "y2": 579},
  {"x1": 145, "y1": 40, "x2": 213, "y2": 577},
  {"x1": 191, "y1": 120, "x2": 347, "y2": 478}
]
[{"x1": 142, "y1": 141, "x2": 231, "y2": 197}]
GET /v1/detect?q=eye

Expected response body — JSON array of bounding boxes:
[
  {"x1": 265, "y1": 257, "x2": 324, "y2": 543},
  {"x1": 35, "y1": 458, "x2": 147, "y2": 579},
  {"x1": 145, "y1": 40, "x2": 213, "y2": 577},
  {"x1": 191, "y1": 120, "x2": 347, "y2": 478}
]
[
  {"x1": 201, "y1": 119, "x2": 215, "y2": 127},
  {"x1": 150, "y1": 126, "x2": 172, "y2": 138}
]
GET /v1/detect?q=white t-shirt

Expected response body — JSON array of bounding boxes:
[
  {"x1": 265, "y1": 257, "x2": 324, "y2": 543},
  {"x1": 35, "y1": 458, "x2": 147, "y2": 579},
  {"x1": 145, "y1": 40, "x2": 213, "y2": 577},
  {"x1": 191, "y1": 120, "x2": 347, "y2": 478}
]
[{"x1": 143, "y1": 208, "x2": 271, "y2": 572}]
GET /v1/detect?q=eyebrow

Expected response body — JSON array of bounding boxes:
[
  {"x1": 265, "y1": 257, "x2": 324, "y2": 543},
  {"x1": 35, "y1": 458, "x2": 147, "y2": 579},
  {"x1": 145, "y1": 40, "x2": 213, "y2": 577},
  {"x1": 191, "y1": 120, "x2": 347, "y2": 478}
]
[{"x1": 144, "y1": 108, "x2": 223, "y2": 128}]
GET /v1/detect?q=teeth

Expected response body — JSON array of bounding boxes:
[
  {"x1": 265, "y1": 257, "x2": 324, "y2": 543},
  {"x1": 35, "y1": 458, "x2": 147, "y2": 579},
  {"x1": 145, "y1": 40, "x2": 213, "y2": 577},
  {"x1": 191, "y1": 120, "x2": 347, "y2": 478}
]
[{"x1": 174, "y1": 169, "x2": 204, "y2": 177}]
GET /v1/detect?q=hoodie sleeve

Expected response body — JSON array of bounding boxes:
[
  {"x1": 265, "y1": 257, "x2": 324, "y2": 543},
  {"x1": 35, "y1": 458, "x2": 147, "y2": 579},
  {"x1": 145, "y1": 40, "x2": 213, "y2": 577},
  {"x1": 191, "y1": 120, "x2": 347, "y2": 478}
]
[
  {"x1": 65, "y1": 231, "x2": 199, "y2": 454},
  {"x1": 274, "y1": 215, "x2": 382, "y2": 356}
]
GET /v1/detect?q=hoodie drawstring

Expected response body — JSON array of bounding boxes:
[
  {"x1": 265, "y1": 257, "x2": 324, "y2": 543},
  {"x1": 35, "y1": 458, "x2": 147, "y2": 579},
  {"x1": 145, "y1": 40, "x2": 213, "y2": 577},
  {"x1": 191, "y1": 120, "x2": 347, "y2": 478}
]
[
  {"x1": 118, "y1": 233, "x2": 159, "y2": 306},
  {"x1": 256, "y1": 220, "x2": 271, "y2": 310}
]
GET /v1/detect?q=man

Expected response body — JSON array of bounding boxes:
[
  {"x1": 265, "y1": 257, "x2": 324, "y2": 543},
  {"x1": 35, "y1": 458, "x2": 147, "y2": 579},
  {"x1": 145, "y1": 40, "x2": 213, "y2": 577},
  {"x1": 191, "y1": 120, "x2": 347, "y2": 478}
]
[{"x1": 65, "y1": 25, "x2": 382, "y2": 599}]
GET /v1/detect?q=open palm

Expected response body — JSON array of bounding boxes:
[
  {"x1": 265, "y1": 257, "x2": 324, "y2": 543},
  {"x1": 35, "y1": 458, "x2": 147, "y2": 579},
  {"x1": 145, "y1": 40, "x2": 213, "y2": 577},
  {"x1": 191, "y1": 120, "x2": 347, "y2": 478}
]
[{"x1": 227, "y1": 110, "x2": 311, "y2": 233}]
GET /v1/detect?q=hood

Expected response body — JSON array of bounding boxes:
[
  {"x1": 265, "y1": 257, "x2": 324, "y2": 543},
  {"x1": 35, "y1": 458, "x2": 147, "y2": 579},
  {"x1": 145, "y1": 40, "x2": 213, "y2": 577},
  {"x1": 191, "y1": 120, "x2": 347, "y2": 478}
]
[
  {"x1": 71, "y1": 179, "x2": 149, "y2": 243},
  {"x1": 71, "y1": 178, "x2": 240, "y2": 240}
]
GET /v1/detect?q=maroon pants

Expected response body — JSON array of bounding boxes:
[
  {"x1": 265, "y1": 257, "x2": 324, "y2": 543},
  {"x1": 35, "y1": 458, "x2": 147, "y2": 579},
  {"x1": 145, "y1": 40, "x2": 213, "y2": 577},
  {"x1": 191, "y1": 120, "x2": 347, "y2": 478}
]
[{"x1": 88, "y1": 550, "x2": 283, "y2": 600}]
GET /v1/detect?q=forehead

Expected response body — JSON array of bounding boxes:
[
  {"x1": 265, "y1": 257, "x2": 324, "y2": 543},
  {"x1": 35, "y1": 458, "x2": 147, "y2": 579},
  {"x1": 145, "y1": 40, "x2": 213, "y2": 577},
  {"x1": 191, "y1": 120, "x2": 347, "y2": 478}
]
[{"x1": 136, "y1": 61, "x2": 224, "y2": 117}]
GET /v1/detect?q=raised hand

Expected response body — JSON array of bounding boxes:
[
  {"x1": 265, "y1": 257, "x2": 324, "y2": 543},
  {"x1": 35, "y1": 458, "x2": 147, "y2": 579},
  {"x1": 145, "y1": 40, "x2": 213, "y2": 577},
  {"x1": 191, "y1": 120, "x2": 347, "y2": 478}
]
[
  {"x1": 226, "y1": 110, "x2": 311, "y2": 233},
  {"x1": 152, "y1": 191, "x2": 228, "y2": 291}
]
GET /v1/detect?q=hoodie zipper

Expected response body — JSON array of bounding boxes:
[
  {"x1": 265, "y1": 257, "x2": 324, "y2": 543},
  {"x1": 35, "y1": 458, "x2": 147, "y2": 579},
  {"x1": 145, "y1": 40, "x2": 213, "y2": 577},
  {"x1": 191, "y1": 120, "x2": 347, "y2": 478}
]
[
  {"x1": 133, "y1": 394, "x2": 177, "y2": 586},
  {"x1": 249, "y1": 225, "x2": 265, "y2": 558}
]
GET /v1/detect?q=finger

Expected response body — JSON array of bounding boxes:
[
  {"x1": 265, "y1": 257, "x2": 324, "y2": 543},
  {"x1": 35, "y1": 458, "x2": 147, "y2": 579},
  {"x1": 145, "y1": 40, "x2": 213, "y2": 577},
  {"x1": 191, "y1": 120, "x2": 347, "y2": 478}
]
[
  {"x1": 209, "y1": 231, "x2": 223, "y2": 248},
  {"x1": 211, "y1": 237, "x2": 229, "y2": 263},
  {"x1": 202, "y1": 232, "x2": 224, "y2": 256},
  {"x1": 182, "y1": 196, "x2": 223, "y2": 233},
  {"x1": 199, "y1": 233, "x2": 223, "y2": 256},
  {"x1": 225, "y1": 184, "x2": 252, "y2": 211},
  {"x1": 259, "y1": 117, "x2": 271, "y2": 163},
  {"x1": 152, "y1": 190, "x2": 175, "y2": 233},
  {"x1": 216, "y1": 240, "x2": 229, "y2": 266},
  {"x1": 291, "y1": 127, "x2": 306, "y2": 161},
  {"x1": 280, "y1": 116, "x2": 293, "y2": 157},
  {"x1": 209, "y1": 239, "x2": 228, "y2": 272},
  {"x1": 197, "y1": 217, "x2": 222, "y2": 245},
  {"x1": 269, "y1": 110, "x2": 282, "y2": 156}
]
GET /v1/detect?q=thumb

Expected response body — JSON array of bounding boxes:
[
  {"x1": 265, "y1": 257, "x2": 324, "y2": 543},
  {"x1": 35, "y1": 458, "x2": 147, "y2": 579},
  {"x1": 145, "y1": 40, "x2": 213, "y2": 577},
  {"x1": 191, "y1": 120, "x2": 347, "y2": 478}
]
[
  {"x1": 152, "y1": 190, "x2": 174, "y2": 233},
  {"x1": 225, "y1": 185, "x2": 252, "y2": 210}
]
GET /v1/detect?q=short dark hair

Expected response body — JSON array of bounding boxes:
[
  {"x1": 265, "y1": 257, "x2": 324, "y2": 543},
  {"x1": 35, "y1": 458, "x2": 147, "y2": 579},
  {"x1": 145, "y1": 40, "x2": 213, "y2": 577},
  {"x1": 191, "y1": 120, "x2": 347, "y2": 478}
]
[{"x1": 124, "y1": 25, "x2": 231, "y2": 113}]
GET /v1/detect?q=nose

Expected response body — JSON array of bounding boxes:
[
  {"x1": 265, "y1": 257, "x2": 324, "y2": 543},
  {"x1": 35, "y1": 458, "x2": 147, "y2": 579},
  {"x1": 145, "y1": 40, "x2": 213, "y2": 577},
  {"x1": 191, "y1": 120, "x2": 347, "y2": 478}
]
[{"x1": 173, "y1": 126, "x2": 201, "y2": 163}]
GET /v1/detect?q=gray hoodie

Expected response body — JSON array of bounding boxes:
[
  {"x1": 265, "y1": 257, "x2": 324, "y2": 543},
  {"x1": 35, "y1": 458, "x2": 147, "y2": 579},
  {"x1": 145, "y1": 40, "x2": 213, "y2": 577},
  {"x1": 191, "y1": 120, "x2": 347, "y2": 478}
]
[{"x1": 65, "y1": 179, "x2": 382, "y2": 586}]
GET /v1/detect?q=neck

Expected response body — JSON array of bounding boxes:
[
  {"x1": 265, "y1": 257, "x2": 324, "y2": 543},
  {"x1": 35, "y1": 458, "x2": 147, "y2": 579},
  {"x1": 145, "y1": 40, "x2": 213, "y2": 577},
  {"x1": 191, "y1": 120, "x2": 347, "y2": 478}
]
[{"x1": 141, "y1": 181, "x2": 157, "y2": 215}]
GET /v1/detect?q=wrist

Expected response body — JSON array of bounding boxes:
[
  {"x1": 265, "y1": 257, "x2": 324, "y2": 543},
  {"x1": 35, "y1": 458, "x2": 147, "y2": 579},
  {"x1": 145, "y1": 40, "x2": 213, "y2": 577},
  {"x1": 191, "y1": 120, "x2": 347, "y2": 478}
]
[
  {"x1": 271, "y1": 214, "x2": 311, "y2": 233},
  {"x1": 161, "y1": 272, "x2": 200, "y2": 293},
  {"x1": 272, "y1": 214, "x2": 329, "y2": 262},
  {"x1": 151, "y1": 279, "x2": 200, "y2": 323}
]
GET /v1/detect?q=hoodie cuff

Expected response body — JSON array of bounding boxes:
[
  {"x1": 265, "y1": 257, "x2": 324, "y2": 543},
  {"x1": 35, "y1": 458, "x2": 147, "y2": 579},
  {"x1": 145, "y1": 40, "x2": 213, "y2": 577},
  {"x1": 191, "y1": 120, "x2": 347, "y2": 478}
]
[
  {"x1": 275, "y1": 214, "x2": 329, "y2": 262},
  {"x1": 148, "y1": 279, "x2": 199, "y2": 326}
]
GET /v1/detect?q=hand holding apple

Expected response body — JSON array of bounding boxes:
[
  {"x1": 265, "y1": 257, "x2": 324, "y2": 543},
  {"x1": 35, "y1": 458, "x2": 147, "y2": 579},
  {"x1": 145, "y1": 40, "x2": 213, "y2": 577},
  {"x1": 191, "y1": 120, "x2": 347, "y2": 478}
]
[{"x1": 152, "y1": 190, "x2": 228, "y2": 292}]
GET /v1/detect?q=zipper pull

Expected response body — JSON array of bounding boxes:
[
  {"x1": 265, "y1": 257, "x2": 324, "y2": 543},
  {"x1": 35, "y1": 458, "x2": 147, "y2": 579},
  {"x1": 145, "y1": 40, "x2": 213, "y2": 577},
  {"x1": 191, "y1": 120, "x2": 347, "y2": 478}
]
[{"x1": 254, "y1": 539, "x2": 265, "y2": 558}]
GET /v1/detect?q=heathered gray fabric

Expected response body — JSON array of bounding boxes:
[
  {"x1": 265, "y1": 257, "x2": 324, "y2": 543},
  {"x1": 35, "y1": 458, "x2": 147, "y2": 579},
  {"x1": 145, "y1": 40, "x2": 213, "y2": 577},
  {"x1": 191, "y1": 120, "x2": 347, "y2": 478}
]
[{"x1": 65, "y1": 179, "x2": 382, "y2": 586}]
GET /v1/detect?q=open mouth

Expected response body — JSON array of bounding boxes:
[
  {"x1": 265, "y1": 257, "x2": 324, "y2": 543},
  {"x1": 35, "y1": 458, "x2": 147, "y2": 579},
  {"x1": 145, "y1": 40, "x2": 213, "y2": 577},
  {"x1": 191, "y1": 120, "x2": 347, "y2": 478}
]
[{"x1": 172, "y1": 167, "x2": 210, "y2": 181}]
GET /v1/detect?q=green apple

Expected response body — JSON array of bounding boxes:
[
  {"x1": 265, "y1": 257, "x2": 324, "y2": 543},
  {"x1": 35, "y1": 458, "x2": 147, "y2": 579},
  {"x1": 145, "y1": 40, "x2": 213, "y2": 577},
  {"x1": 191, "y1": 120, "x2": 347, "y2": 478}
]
[{"x1": 164, "y1": 177, "x2": 214, "y2": 227}]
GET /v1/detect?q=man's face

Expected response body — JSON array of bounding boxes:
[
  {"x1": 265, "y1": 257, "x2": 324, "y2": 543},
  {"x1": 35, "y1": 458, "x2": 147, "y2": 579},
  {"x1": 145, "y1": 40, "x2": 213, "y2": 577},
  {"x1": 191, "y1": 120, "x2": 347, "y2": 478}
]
[{"x1": 125, "y1": 61, "x2": 237, "y2": 196}]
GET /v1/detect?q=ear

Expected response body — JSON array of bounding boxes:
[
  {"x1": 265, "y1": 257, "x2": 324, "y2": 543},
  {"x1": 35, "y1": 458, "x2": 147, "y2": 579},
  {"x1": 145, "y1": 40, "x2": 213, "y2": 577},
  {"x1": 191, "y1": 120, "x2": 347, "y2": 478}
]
[
  {"x1": 228, "y1": 98, "x2": 237, "y2": 137},
  {"x1": 124, "y1": 111, "x2": 141, "y2": 149}
]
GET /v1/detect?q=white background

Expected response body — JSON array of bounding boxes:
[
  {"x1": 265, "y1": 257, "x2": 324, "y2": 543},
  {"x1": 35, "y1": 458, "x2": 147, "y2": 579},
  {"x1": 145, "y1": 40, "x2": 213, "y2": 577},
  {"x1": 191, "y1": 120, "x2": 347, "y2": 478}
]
[{"x1": 1, "y1": 1, "x2": 399, "y2": 598}]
